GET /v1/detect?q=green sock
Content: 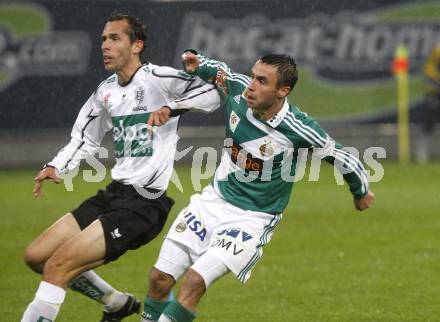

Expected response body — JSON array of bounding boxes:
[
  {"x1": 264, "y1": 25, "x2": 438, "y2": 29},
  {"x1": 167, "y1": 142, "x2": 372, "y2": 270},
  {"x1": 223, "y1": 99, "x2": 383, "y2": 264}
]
[
  {"x1": 162, "y1": 301, "x2": 196, "y2": 322},
  {"x1": 142, "y1": 297, "x2": 170, "y2": 321}
]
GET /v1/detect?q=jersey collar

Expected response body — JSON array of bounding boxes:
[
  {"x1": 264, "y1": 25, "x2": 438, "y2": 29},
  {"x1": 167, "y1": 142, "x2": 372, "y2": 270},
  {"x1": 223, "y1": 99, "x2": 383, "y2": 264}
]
[
  {"x1": 266, "y1": 98, "x2": 289, "y2": 128},
  {"x1": 242, "y1": 88, "x2": 289, "y2": 128},
  {"x1": 117, "y1": 63, "x2": 148, "y2": 87}
]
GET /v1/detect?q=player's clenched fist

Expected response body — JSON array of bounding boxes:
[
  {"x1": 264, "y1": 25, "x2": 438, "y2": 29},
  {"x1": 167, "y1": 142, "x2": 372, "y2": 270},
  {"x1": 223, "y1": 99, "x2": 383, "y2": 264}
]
[
  {"x1": 354, "y1": 190, "x2": 375, "y2": 211},
  {"x1": 182, "y1": 51, "x2": 200, "y2": 73}
]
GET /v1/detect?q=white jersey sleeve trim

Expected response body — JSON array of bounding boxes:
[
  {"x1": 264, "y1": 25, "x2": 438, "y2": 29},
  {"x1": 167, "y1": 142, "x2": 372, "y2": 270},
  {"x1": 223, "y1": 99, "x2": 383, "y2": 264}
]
[
  {"x1": 167, "y1": 83, "x2": 220, "y2": 113},
  {"x1": 48, "y1": 92, "x2": 111, "y2": 174}
]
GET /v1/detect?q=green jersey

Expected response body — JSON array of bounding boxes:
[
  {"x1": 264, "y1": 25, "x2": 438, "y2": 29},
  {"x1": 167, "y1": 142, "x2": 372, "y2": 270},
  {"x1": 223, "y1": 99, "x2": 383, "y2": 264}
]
[{"x1": 192, "y1": 53, "x2": 369, "y2": 214}]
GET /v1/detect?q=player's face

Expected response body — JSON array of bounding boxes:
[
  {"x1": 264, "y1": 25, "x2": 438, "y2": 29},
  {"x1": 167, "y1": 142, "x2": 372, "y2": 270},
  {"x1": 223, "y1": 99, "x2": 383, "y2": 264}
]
[
  {"x1": 101, "y1": 20, "x2": 140, "y2": 72},
  {"x1": 246, "y1": 61, "x2": 286, "y2": 112}
]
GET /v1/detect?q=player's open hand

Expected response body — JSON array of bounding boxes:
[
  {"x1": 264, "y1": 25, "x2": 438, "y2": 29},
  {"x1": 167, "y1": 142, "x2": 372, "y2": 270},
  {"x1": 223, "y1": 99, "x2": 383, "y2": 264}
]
[
  {"x1": 147, "y1": 106, "x2": 171, "y2": 135},
  {"x1": 354, "y1": 190, "x2": 375, "y2": 211},
  {"x1": 182, "y1": 51, "x2": 200, "y2": 73},
  {"x1": 33, "y1": 166, "x2": 61, "y2": 197}
]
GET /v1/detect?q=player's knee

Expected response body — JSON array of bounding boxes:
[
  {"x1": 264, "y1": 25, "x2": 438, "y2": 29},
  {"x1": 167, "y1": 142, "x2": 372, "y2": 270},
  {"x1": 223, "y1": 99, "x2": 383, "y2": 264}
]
[
  {"x1": 177, "y1": 269, "x2": 206, "y2": 310},
  {"x1": 181, "y1": 269, "x2": 206, "y2": 297},
  {"x1": 148, "y1": 267, "x2": 175, "y2": 299},
  {"x1": 23, "y1": 244, "x2": 44, "y2": 273},
  {"x1": 42, "y1": 251, "x2": 73, "y2": 284}
]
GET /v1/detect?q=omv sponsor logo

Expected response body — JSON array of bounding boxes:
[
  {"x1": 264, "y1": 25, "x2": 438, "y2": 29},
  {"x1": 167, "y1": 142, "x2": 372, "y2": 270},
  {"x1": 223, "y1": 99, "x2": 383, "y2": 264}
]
[{"x1": 210, "y1": 228, "x2": 254, "y2": 256}]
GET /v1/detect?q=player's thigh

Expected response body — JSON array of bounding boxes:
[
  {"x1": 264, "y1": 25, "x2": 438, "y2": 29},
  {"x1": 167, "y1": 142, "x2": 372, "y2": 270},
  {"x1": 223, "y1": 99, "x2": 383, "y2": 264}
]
[
  {"x1": 98, "y1": 195, "x2": 170, "y2": 263},
  {"x1": 208, "y1": 211, "x2": 283, "y2": 284},
  {"x1": 154, "y1": 238, "x2": 193, "y2": 282},
  {"x1": 190, "y1": 252, "x2": 230, "y2": 289},
  {"x1": 164, "y1": 187, "x2": 222, "y2": 258},
  {"x1": 24, "y1": 213, "x2": 81, "y2": 267},
  {"x1": 46, "y1": 219, "x2": 106, "y2": 275}
]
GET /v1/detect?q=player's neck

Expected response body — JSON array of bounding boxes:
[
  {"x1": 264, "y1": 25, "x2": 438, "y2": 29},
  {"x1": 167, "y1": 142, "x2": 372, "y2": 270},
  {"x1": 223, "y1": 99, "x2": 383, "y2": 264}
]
[
  {"x1": 254, "y1": 98, "x2": 285, "y2": 121},
  {"x1": 117, "y1": 59, "x2": 143, "y2": 85}
]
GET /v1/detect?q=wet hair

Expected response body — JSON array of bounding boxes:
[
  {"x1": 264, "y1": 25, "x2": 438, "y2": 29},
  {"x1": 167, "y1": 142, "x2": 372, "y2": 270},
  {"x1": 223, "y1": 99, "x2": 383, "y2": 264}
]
[
  {"x1": 106, "y1": 12, "x2": 147, "y2": 57},
  {"x1": 259, "y1": 54, "x2": 298, "y2": 90}
]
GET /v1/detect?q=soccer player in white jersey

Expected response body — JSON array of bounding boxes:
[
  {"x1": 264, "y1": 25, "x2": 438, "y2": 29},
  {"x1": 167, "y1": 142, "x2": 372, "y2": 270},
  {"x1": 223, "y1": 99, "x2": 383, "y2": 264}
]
[
  {"x1": 140, "y1": 51, "x2": 375, "y2": 321},
  {"x1": 20, "y1": 14, "x2": 219, "y2": 322}
]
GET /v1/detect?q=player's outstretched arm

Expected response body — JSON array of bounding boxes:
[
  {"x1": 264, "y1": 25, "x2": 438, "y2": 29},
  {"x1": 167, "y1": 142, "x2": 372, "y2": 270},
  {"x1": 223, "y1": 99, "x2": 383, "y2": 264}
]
[
  {"x1": 33, "y1": 166, "x2": 61, "y2": 197},
  {"x1": 354, "y1": 190, "x2": 375, "y2": 211},
  {"x1": 147, "y1": 82, "x2": 221, "y2": 133}
]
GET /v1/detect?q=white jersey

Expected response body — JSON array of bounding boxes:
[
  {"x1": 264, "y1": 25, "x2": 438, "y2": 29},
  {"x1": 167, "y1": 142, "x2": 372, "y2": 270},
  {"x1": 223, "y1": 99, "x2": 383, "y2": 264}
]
[{"x1": 48, "y1": 63, "x2": 220, "y2": 190}]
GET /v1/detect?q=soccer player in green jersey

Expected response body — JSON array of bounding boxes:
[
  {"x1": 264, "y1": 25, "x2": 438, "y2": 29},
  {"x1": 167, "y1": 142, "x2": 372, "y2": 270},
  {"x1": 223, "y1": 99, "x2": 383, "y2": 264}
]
[{"x1": 142, "y1": 51, "x2": 375, "y2": 322}]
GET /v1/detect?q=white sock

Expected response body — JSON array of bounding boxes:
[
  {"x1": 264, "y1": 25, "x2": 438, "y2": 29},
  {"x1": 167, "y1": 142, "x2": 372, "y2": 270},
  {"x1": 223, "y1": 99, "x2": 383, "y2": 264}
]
[
  {"x1": 69, "y1": 270, "x2": 127, "y2": 311},
  {"x1": 103, "y1": 291, "x2": 129, "y2": 312},
  {"x1": 21, "y1": 281, "x2": 66, "y2": 322}
]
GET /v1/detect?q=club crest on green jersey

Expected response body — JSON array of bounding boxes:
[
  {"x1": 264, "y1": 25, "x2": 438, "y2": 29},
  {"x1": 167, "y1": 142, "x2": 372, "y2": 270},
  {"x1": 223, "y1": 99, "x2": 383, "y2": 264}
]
[{"x1": 229, "y1": 111, "x2": 240, "y2": 133}]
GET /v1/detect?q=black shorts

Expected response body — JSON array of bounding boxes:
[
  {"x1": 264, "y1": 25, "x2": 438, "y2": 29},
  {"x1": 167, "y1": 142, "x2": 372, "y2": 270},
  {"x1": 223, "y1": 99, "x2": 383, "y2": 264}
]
[{"x1": 71, "y1": 181, "x2": 174, "y2": 263}]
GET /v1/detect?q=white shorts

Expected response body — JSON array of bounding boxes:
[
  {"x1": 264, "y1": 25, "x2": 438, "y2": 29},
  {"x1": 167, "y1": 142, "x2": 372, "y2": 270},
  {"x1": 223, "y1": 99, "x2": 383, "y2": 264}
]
[{"x1": 156, "y1": 185, "x2": 282, "y2": 284}]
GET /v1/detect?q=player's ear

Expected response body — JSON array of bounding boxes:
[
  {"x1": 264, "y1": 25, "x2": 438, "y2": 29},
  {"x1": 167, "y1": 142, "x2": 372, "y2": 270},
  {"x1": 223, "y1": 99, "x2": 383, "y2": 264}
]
[
  {"x1": 132, "y1": 39, "x2": 144, "y2": 55},
  {"x1": 277, "y1": 85, "x2": 291, "y2": 99}
]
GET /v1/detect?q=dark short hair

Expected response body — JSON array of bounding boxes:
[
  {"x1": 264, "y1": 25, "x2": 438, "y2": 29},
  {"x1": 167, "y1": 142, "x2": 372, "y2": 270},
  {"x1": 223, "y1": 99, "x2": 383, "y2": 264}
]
[
  {"x1": 106, "y1": 12, "x2": 147, "y2": 57},
  {"x1": 260, "y1": 54, "x2": 298, "y2": 90}
]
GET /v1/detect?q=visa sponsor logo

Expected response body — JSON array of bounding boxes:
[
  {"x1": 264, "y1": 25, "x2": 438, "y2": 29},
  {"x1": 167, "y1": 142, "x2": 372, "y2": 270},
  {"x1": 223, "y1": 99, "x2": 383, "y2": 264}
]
[{"x1": 183, "y1": 211, "x2": 207, "y2": 242}]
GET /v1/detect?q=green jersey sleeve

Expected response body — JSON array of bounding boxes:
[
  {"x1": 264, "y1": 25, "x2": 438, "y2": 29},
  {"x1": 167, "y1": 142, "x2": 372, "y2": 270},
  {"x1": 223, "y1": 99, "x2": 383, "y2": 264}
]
[
  {"x1": 183, "y1": 49, "x2": 250, "y2": 99},
  {"x1": 285, "y1": 106, "x2": 369, "y2": 199}
]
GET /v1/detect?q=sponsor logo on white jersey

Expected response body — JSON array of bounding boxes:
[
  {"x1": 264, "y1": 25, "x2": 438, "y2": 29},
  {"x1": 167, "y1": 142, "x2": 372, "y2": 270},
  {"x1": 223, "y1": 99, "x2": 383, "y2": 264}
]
[{"x1": 210, "y1": 228, "x2": 254, "y2": 256}]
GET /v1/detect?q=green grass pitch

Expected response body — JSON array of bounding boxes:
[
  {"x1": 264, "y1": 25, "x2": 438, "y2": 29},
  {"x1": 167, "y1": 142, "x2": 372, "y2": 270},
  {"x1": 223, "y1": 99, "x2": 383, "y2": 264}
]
[{"x1": 1, "y1": 162, "x2": 439, "y2": 321}]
